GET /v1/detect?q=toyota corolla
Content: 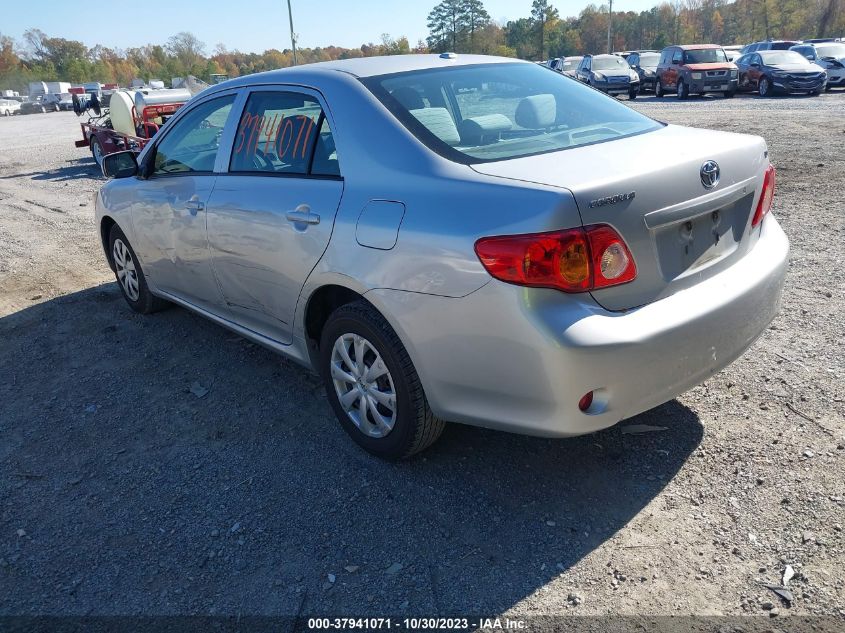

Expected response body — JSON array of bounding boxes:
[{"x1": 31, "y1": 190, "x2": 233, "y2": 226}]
[{"x1": 95, "y1": 54, "x2": 788, "y2": 459}]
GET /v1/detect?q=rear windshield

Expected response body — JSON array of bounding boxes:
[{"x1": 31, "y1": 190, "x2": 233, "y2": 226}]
[
  {"x1": 769, "y1": 41, "x2": 797, "y2": 50},
  {"x1": 592, "y1": 56, "x2": 630, "y2": 70},
  {"x1": 683, "y1": 48, "x2": 728, "y2": 64},
  {"x1": 362, "y1": 62, "x2": 660, "y2": 164},
  {"x1": 760, "y1": 51, "x2": 809, "y2": 65},
  {"x1": 561, "y1": 58, "x2": 581, "y2": 70}
]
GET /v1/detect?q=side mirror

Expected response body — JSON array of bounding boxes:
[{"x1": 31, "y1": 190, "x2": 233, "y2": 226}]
[{"x1": 102, "y1": 150, "x2": 139, "y2": 179}]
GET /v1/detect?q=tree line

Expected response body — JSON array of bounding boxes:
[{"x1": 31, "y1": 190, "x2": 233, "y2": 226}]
[
  {"x1": 1, "y1": 0, "x2": 842, "y2": 93},
  {"x1": 427, "y1": 0, "x2": 843, "y2": 60}
]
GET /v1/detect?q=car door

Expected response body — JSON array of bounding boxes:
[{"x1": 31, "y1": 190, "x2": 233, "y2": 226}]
[
  {"x1": 205, "y1": 87, "x2": 344, "y2": 344},
  {"x1": 130, "y1": 92, "x2": 239, "y2": 311},
  {"x1": 577, "y1": 57, "x2": 591, "y2": 82},
  {"x1": 747, "y1": 54, "x2": 763, "y2": 88},
  {"x1": 667, "y1": 48, "x2": 683, "y2": 87}
]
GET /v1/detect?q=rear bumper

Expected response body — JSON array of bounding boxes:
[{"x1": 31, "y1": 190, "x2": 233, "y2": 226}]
[{"x1": 368, "y1": 217, "x2": 789, "y2": 437}]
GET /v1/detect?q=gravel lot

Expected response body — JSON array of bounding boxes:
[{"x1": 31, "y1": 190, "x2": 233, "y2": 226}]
[{"x1": 0, "y1": 96, "x2": 843, "y2": 622}]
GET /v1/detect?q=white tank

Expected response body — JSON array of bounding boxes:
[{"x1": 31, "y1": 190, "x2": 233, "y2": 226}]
[
  {"x1": 109, "y1": 91, "x2": 137, "y2": 137},
  {"x1": 133, "y1": 89, "x2": 191, "y2": 113}
]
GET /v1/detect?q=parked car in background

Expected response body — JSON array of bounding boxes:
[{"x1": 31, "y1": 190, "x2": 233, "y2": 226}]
[
  {"x1": 790, "y1": 42, "x2": 845, "y2": 89},
  {"x1": 735, "y1": 50, "x2": 827, "y2": 96},
  {"x1": 741, "y1": 40, "x2": 801, "y2": 55},
  {"x1": 559, "y1": 56, "x2": 583, "y2": 77},
  {"x1": 0, "y1": 98, "x2": 21, "y2": 116},
  {"x1": 655, "y1": 45, "x2": 738, "y2": 99},
  {"x1": 575, "y1": 54, "x2": 640, "y2": 98},
  {"x1": 43, "y1": 92, "x2": 74, "y2": 111},
  {"x1": 627, "y1": 51, "x2": 661, "y2": 92},
  {"x1": 723, "y1": 45, "x2": 744, "y2": 62},
  {"x1": 19, "y1": 98, "x2": 48, "y2": 114},
  {"x1": 93, "y1": 54, "x2": 787, "y2": 459}
]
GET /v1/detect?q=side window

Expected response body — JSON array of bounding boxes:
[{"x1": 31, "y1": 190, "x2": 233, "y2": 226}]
[
  {"x1": 753, "y1": 54, "x2": 762, "y2": 65},
  {"x1": 672, "y1": 49, "x2": 683, "y2": 64},
  {"x1": 229, "y1": 91, "x2": 322, "y2": 175},
  {"x1": 629, "y1": 54, "x2": 639, "y2": 67},
  {"x1": 152, "y1": 95, "x2": 235, "y2": 176},
  {"x1": 310, "y1": 117, "x2": 341, "y2": 177}
]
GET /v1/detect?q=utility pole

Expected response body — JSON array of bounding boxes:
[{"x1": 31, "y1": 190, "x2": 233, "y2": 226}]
[
  {"x1": 607, "y1": 0, "x2": 613, "y2": 54},
  {"x1": 287, "y1": 0, "x2": 298, "y2": 65}
]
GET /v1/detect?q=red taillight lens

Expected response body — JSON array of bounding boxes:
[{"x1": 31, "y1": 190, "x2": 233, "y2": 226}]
[
  {"x1": 751, "y1": 164, "x2": 776, "y2": 227},
  {"x1": 474, "y1": 224, "x2": 636, "y2": 293}
]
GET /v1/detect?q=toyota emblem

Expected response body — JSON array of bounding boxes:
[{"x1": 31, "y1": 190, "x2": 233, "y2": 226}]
[{"x1": 700, "y1": 160, "x2": 720, "y2": 189}]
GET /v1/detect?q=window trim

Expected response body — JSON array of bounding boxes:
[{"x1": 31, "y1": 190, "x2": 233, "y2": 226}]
[
  {"x1": 219, "y1": 85, "x2": 343, "y2": 181},
  {"x1": 360, "y1": 62, "x2": 663, "y2": 166},
  {"x1": 141, "y1": 90, "x2": 242, "y2": 181}
]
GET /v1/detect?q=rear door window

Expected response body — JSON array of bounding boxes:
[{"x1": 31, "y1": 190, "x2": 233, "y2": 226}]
[{"x1": 229, "y1": 91, "x2": 337, "y2": 176}]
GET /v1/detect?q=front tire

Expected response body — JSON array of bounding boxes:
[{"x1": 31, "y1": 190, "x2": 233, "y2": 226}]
[
  {"x1": 108, "y1": 225, "x2": 169, "y2": 314},
  {"x1": 628, "y1": 88, "x2": 638, "y2": 100},
  {"x1": 724, "y1": 89, "x2": 736, "y2": 98},
  {"x1": 655, "y1": 81, "x2": 665, "y2": 98},
  {"x1": 320, "y1": 301, "x2": 444, "y2": 460},
  {"x1": 759, "y1": 76, "x2": 772, "y2": 97},
  {"x1": 677, "y1": 79, "x2": 689, "y2": 100}
]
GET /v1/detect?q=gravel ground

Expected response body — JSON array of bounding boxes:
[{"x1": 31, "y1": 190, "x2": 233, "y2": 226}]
[{"x1": 0, "y1": 96, "x2": 843, "y2": 622}]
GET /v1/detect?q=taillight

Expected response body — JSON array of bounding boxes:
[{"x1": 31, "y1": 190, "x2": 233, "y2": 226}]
[
  {"x1": 474, "y1": 224, "x2": 636, "y2": 293},
  {"x1": 751, "y1": 164, "x2": 776, "y2": 227}
]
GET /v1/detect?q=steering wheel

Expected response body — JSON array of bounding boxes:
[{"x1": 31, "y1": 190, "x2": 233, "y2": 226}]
[{"x1": 252, "y1": 149, "x2": 275, "y2": 171}]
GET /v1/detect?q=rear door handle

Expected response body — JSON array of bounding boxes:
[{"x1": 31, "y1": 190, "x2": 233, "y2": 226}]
[
  {"x1": 185, "y1": 199, "x2": 205, "y2": 215},
  {"x1": 285, "y1": 210, "x2": 320, "y2": 225}
]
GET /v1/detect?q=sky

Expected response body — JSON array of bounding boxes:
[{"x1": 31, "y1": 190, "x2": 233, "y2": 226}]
[{"x1": 2, "y1": 0, "x2": 660, "y2": 54}]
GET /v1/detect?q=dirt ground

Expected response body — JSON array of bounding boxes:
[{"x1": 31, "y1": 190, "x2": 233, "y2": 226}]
[{"x1": 0, "y1": 96, "x2": 843, "y2": 623}]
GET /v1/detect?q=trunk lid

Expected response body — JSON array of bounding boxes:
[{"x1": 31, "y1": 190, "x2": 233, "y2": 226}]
[{"x1": 471, "y1": 124, "x2": 769, "y2": 311}]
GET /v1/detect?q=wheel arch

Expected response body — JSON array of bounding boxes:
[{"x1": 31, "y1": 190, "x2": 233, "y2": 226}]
[{"x1": 100, "y1": 216, "x2": 118, "y2": 271}]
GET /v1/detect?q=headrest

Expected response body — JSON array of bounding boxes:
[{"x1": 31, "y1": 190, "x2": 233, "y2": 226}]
[
  {"x1": 409, "y1": 107, "x2": 461, "y2": 145},
  {"x1": 459, "y1": 114, "x2": 513, "y2": 144},
  {"x1": 391, "y1": 86, "x2": 425, "y2": 111},
  {"x1": 515, "y1": 94, "x2": 556, "y2": 129}
]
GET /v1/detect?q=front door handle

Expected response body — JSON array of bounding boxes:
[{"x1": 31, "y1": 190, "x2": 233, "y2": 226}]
[
  {"x1": 185, "y1": 199, "x2": 205, "y2": 215},
  {"x1": 285, "y1": 210, "x2": 320, "y2": 225}
]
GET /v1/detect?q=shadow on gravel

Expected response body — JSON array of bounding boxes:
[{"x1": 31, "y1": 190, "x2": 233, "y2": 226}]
[
  {"x1": 0, "y1": 284, "x2": 703, "y2": 616},
  {"x1": 0, "y1": 157, "x2": 100, "y2": 183}
]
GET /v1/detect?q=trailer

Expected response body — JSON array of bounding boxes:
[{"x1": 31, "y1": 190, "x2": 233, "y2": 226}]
[{"x1": 74, "y1": 89, "x2": 191, "y2": 167}]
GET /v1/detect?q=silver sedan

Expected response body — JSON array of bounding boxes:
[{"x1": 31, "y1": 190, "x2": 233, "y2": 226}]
[{"x1": 95, "y1": 54, "x2": 788, "y2": 459}]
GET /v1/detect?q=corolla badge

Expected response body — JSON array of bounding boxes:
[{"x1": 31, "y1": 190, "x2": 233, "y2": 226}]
[
  {"x1": 700, "y1": 160, "x2": 720, "y2": 189},
  {"x1": 589, "y1": 191, "x2": 636, "y2": 208}
]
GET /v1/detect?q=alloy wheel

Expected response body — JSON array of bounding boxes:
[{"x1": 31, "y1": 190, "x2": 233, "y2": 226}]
[
  {"x1": 330, "y1": 333, "x2": 397, "y2": 438},
  {"x1": 113, "y1": 238, "x2": 140, "y2": 301}
]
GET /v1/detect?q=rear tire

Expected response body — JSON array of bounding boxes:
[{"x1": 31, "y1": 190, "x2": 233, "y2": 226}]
[
  {"x1": 320, "y1": 300, "x2": 445, "y2": 460},
  {"x1": 108, "y1": 224, "x2": 169, "y2": 314}
]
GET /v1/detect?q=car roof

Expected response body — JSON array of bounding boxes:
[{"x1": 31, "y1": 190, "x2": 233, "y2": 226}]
[
  {"x1": 218, "y1": 54, "x2": 527, "y2": 86},
  {"x1": 588, "y1": 54, "x2": 625, "y2": 59},
  {"x1": 674, "y1": 44, "x2": 723, "y2": 50}
]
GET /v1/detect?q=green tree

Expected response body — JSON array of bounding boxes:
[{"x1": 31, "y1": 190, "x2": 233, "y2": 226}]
[{"x1": 531, "y1": 0, "x2": 560, "y2": 59}]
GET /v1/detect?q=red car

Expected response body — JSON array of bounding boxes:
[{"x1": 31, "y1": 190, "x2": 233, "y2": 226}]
[{"x1": 655, "y1": 44, "x2": 739, "y2": 99}]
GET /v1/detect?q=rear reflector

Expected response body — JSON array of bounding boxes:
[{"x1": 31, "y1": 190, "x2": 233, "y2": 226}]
[
  {"x1": 751, "y1": 164, "x2": 776, "y2": 227},
  {"x1": 474, "y1": 224, "x2": 636, "y2": 293}
]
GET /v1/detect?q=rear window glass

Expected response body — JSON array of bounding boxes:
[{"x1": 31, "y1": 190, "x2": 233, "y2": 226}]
[
  {"x1": 816, "y1": 44, "x2": 845, "y2": 58},
  {"x1": 362, "y1": 62, "x2": 660, "y2": 164},
  {"x1": 683, "y1": 49, "x2": 728, "y2": 64}
]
